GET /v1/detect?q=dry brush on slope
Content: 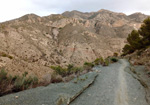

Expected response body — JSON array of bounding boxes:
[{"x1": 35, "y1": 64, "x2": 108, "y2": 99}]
[{"x1": 0, "y1": 10, "x2": 148, "y2": 80}]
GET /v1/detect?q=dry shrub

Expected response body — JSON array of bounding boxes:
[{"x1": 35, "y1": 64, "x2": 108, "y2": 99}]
[
  {"x1": 0, "y1": 68, "x2": 38, "y2": 96},
  {"x1": 51, "y1": 73, "x2": 63, "y2": 83}
]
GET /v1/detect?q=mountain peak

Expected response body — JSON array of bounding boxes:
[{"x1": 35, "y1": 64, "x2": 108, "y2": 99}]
[
  {"x1": 130, "y1": 12, "x2": 145, "y2": 16},
  {"x1": 19, "y1": 13, "x2": 40, "y2": 20},
  {"x1": 71, "y1": 10, "x2": 82, "y2": 13},
  {"x1": 63, "y1": 10, "x2": 82, "y2": 14},
  {"x1": 128, "y1": 12, "x2": 148, "y2": 22},
  {"x1": 97, "y1": 9, "x2": 126, "y2": 16},
  {"x1": 97, "y1": 9, "x2": 110, "y2": 12}
]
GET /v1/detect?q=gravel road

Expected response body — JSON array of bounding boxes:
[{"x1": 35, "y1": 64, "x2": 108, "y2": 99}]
[
  {"x1": 0, "y1": 72, "x2": 98, "y2": 105},
  {"x1": 0, "y1": 59, "x2": 149, "y2": 105},
  {"x1": 70, "y1": 59, "x2": 149, "y2": 105}
]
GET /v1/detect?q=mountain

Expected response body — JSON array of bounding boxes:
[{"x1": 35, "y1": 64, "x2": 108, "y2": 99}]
[
  {"x1": 128, "y1": 12, "x2": 148, "y2": 22},
  {"x1": 0, "y1": 10, "x2": 148, "y2": 79}
]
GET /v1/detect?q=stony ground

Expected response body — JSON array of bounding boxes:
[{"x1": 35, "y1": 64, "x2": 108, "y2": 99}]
[{"x1": 71, "y1": 59, "x2": 149, "y2": 105}]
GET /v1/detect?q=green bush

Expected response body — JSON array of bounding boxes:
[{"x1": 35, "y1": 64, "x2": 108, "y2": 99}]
[
  {"x1": 99, "y1": 57, "x2": 105, "y2": 65},
  {"x1": 113, "y1": 52, "x2": 118, "y2": 57},
  {"x1": 83, "y1": 62, "x2": 94, "y2": 71},
  {"x1": 1, "y1": 53, "x2": 7, "y2": 57},
  {"x1": 8, "y1": 56, "x2": 13, "y2": 59},
  {"x1": 110, "y1": 57, "x2": 118, "y2": 62},
  {"x1": 66, "y1": 64, "x2": 80, "y2": 75},
  {"x1": 84, "y1": 62, "x2": 94, "y2": 67},
  {"x1": 51, "y1": 65, "x2": 82, "y2": 77},
  {"x1": 0, "y1": 52, "x2": 13, "y2": 59},
  {"x1": 51, "y1": 66, "x2": 67, "y2": 77},
  {"x1": 93, "y1": 57, "x2": 111, "y2": 66},
  {"x1": 67, "y1": 64, "x2": 74, "y2": 74},
  {"x1": 94, "y1": 58, "x2": 101, "y2": 65},
  {"x1": 104, "y1": 58, "x2": 110, "y2": 66},
  {"x1": 94, "y1": 57, "x2": 107, "y2": 66}
]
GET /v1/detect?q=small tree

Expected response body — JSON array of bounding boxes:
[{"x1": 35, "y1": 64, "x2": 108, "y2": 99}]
[
  {"x1": 139, "y1": 17, "x2": 150, "y2": 46},
  {"x1": 122, "y1": 44, "x2": 132, "y2": 54},
  {"x1": 127, "y1": 30, "x2": 142, "y2": 50},
  {"x1": 122, "y1": 30, "x2": 142, "y2": 55},
  {"x1": 122, "y1": 17, "x2": 150, "y2": 55}
]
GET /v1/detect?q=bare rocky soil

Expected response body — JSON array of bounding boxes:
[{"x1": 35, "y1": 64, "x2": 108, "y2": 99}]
[
  {"x1": 125, "y1": 47, "x2": 150, "y2": 73},
  {"x1": 0, "y1": 10, "x2": 148, "y2": 79}
]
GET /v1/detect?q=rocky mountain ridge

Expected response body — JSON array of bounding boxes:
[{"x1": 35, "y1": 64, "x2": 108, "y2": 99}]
[{"x1": 0, "y1": 9, "x2": 148, "y2": 79}]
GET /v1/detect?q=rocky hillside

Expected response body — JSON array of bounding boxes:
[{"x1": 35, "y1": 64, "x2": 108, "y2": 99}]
[
  {"x1": 126, "y1": 47, "x2": 150, "y2": 71},
  {"x1": 0, "y1": 9, "x2": 148, "y2": 79}
]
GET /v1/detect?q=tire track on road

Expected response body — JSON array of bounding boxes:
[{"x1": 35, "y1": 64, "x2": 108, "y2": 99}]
[{"x1": 115, "y1": 60, "x2": 129, "y2": 105}]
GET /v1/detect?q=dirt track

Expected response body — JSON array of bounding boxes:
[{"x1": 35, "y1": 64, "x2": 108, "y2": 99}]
[
  {"x1": 71, "y1": 59, "x2": 149, "y2": 105},
  {"x1": 0, "y1": 59, "x2": 149, "y2": 105}
]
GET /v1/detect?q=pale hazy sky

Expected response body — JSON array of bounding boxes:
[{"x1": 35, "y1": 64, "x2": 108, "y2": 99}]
[{"x1": 0, "y1": 0, "x2": 150, "y2": 22}]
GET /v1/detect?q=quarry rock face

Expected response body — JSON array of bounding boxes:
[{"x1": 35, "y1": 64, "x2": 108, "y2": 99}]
[{"x1": 0, "y1": 10, "x2": 148, "y2": 78}]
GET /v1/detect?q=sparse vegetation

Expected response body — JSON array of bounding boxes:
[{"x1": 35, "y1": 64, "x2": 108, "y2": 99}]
[
  {"x1": 0, "y1": 52, "x2": 13, "y2": 59},
  {"x1": 0, "y1": 55, "x2": 119, "y2": 97},
  {"x1": 13, "y1": 72, "x2": 38, "y2": 92},
  {"x1": 84, "y1": 56, "x2": 118, "y2": 68},
  {"x1": 0, "y1": 68, "x2": 38, "y2": 96},
  {"x1": 93, "y1": 57, "x2": 106, "y2": 66},
  {"x1": 51, "y1": 73, "x2": 63, "y2": 83},
  {"x1": 59, "y1": 27, "x2": 63, "y2": 29},
  {"x1": 50, "y1": 66, "x2": 67, "y2": 77},
  {"x1": 136, "y1": 50, "x2": 143, "y2": 56},
  {"x1": 84, "y1": 62, "x2": 94, "y2": 71},
  {"x1": 110, "y1": 57, "x2": 118, "y2": 63},
  {"x1": 113, "y1": 52, "x2": 118, "y2": 57},
  {"x1": 99, "y1": 57, "x2": 105, "y2": 65},
  {"x1": 94, "y1": 58, "x2": 101, "y2": 65},
  {"x1": 50, "y1": 64, "x2": 83, "y2": 77},
  {"x1": 94, "y1": 57, "x2": 118, "y2": 66},
  {"x1": 104, "y1": 58, "x2": 110, "y2": 66},
  {"x1": 0, "y1": 24, "x2": 6, "y2": 31}
]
